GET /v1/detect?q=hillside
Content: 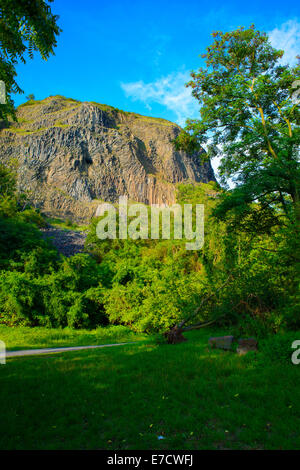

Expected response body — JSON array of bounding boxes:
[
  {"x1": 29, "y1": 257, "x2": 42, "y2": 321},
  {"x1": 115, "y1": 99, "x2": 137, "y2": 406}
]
[{"x1": 0, "y1": 96, "x2": 215, "y2": 223}]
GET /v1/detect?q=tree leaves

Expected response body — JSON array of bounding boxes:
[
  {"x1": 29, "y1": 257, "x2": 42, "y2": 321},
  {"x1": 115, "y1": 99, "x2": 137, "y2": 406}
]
[
  {"x1": 0, "y1": 0, "x2": 61, "y2": 121},
  {"x1": 176, "y1": 25, "x2": 300, "y2": 233}
]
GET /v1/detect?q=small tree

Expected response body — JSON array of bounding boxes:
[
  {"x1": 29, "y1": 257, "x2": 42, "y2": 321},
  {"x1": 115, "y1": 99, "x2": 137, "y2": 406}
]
[{"x1": 26, "y1": 94, "x2": 35, "y2": 101}]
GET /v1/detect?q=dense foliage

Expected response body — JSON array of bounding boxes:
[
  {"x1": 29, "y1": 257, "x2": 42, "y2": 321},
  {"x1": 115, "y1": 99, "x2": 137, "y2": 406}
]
[
  {"x1": 0, "y1": 163, "x2": 108, "y2": 328},
  {"x1": 85, "y1": 183, "x2": 298, "y2": 335},
  {"x1": 0, "y1": 159, "x2": 297, "y2": 335},
  {"x1": 176, "y1": 26, "x2": 300, "y2": 236},
  {"x1": 174, "y1": 25, "x2": 300, "y2": 334},
  {"x1": 0, "y1": 0, "x2": 61, "y2": 121}
]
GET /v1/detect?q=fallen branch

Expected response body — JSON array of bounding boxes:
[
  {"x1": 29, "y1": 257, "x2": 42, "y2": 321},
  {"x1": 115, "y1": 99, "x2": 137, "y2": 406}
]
[
  {"x1": 178, "y1": 275, "x2": 233, "y2": 329},
  {"x1": 182, "y1": 317, "x2": 222, "y2": 331},
  {"x1": 164, "y1": 275, "x2": 233, "y2": 344}
]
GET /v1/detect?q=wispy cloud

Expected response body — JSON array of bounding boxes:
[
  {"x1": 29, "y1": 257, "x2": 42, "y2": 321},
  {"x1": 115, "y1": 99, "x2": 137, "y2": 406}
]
[
  {"x1": 121, "y1": 71, "x2": 199, "y2": 126},
  {"x1": 268, "y1": 19, "x2": 300, "y2": 66},
  {"x1": 121, "y1": 20, "x2": 300, "y2": 127}
]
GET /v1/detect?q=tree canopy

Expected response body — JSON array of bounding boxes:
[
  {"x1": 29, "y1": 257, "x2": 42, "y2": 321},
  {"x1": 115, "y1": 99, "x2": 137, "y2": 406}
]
[
  {"x1": 0, "y1": 0, "x2": 61, "y2": 121},
  {"x1": 176, "y1": 25, "x2": 300, "y2": 235}
]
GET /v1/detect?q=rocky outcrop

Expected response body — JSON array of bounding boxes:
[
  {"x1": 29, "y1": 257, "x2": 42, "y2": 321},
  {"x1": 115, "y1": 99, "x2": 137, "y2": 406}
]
[
  {"x1": 40, "y1": 227, "x2": 87, "y2": 257},
  {"x1": 0, "y1": 96, "x2": 215, "y2": 223}
]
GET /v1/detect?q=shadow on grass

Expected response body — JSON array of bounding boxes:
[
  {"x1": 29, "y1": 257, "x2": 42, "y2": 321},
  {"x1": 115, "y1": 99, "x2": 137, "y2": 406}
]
[{"x1": 0, "y1": 334, "x2": 299, "y2": 450}]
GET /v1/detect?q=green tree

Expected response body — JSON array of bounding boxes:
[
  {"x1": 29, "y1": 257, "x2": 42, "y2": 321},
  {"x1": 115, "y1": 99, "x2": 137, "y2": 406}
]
[
  {"x1": 26, "y1": 93, "x2": 35, "y2": 101},
  {"x1": 176, "y1": 25, "x2": 300, "y2": 233},
  {"x1": 0, "y1": 0, "x2": 61, "y2": 121},
  {"x1": 0, "y1": 161, "x2": 17, "y2": 197}
]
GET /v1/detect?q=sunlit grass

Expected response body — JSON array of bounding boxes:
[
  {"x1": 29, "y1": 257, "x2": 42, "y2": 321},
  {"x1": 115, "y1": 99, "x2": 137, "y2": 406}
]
[
  {"x1": 44, "y1": 217, "x2": 89, "y2": 232},
  {"x1": 0, "y1": 325, "x2": 148, "y2": 351},
  {"x1": 0, "y1": 328, "x2": 299, "y2": 450}
]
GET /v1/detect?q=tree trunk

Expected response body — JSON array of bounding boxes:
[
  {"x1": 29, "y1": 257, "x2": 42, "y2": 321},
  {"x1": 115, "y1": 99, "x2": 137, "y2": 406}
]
[
  {"x1": 164, "y1": 325, "x2": 187, "y2": 344},
  {"x1": 164, "y1": 275, "x2": 233, "y2": 344}
]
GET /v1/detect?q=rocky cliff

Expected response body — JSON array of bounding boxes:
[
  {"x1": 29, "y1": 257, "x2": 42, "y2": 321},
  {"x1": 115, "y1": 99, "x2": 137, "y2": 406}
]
[{"x1": 0, "y1": 95, "x2": 215, "y2": 222}]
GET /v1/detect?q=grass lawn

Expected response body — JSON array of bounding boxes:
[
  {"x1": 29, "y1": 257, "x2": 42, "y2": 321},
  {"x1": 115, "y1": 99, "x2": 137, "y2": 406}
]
[
  {"x1": 0, "y1": 325, "x2": 148, "y2": 351},
  {"x1": 0, "y1": 328, "x2": 299, "y2": 450}
]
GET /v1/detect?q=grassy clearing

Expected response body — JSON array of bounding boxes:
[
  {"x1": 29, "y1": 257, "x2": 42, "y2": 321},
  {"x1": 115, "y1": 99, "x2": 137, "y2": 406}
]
[
  {"x1": 0, "y1": 328, "x2": 299, "y2": 450},
  {"x1": 133, "y1": 114, "x2": 176, "y2": 126},
  {"x1": 18, "y1": 99, "x2": 43, "y2": 107},
  {"x1": 44, "y1": 217, "x2": 89, "y2": 232},
  {"x1": 0, "y1": 325, "x2": 148, "y2": 351}
]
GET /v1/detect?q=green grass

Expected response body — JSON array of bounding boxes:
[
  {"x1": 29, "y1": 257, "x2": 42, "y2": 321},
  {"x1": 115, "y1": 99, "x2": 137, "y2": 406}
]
[
  {"x1": 55, "y1": 121, "x2": 70, "y2": 128},
  {"x1": 133, "y1": 114, "x2": 175, "y2": 126},
  {"x1": 18, "y1": 99, "x2": 43, "y2": 107},
  {"x1": 44, "y1": 217, "x2": 89, "y2": 232},
  {"x1": 5, "y1": 127, "x2": 35, "y2": 135},
  {"x1": 0, "y1": 325, "x2": 147, "y2": 351},
  {"x1": 0, "y1": 328, "x2": 299, "y2": 450}
]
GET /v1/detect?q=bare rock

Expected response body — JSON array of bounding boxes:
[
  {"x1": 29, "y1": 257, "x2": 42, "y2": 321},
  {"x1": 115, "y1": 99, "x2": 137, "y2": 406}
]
[
  {"x1": 209, "y1": 335, "x2": 234, "y2": 350},
  {"x1": 40, "y1": 227, "x2": 87, "y2": 257},
  {"x1": 0, "y1": 96, "x2": 216, "y2": 223},
  {"x1": 236, "y1": 338, "x2": 258, "y2": 355}
]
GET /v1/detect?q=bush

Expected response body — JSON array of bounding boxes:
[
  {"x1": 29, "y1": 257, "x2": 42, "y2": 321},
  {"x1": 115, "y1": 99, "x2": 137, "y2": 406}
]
[
  {"x1": 19, "y1": 207, "x2": 47, "y2": 228},
  {"x1": 0, "y1": 173, "x2": 298, "y2": 335},
  {"x1": 259, "y1": 332, "x2": 300, "y2": 364},
  {"x1": 0, "y1": 271, "x2": 42, "y2": 326}
]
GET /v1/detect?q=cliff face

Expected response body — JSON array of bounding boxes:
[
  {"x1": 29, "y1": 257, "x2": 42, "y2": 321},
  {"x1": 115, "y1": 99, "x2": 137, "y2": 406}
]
[{"x1": 0, "y1": 96, "x2": 215, "y2": 222}]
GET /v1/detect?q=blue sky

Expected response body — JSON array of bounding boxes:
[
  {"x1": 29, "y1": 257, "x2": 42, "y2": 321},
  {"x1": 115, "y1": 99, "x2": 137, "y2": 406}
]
[{"x1": 14, "y1": 0, "x2": 300, "y2": 127}]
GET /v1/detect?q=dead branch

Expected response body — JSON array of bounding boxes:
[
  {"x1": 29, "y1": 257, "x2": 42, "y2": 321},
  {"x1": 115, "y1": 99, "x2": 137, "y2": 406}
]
[
  {"x1": 178, "y1": 275, "x2": 233, "y2": 330},
  {"x1": 164, "y1": 275, "x2": 234, "y2": 344}
]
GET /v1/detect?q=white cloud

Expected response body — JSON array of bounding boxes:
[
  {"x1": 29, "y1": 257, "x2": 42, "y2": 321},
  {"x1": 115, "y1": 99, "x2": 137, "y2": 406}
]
[
  {"x1": 211, "y1": 155, "x2": 222, "y2": 180},
  {"x1": 121, "y1": 71, "x2": 199, "y2": 126},
  {"x1": 268, "y1": 19, "x2": 300, "y2": 66}
]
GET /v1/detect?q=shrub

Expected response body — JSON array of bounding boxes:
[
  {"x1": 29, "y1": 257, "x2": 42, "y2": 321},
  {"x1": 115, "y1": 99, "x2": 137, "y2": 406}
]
[
  {"x1": 259, "y1": 332, "x2": 300, "y2": 364},
  {"x1": 0, "y1": 271, "x2": 42, "y2": 326}
]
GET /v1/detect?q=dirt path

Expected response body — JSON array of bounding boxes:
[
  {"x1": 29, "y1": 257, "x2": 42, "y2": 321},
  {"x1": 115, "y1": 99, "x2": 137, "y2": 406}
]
[
  {"x1": 40, "y1": 227, "x2": 87, "y2": 257},
  {"x1": 6, "y1": 342, "x2": 138, "y2": 358}
]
